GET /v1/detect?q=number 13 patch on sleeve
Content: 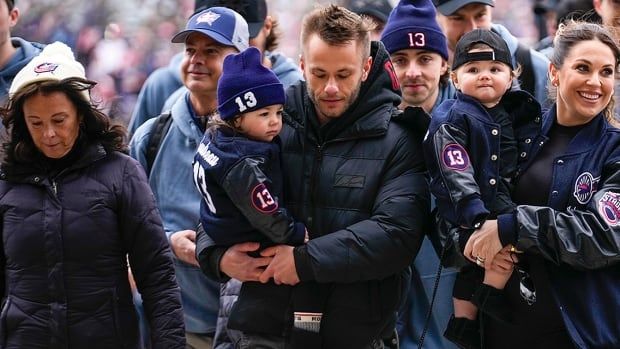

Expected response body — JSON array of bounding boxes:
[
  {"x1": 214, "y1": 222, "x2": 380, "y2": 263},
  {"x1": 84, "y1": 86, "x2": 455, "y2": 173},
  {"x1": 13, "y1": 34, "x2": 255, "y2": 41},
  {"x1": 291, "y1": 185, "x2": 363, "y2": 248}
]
[
  {"x1": 251, "y1": 183, "x2": 278, "y2": 214},
  {"x1": 442, "y1": 143, "x2": 470, "y2": 171}
]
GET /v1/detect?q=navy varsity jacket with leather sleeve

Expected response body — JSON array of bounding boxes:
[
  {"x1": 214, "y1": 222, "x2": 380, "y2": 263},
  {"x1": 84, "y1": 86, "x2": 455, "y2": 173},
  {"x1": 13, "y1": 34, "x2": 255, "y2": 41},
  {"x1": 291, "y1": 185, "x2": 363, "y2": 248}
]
[
  {"x1": 423, "y1": 90, "x2": 542, "y2": 231},
  {"x1": 193, "y1": 127, "x2": 305, "y2": 247},
  {"x1": 497, "y1": 107, "x2": 620, "y2": 349}
]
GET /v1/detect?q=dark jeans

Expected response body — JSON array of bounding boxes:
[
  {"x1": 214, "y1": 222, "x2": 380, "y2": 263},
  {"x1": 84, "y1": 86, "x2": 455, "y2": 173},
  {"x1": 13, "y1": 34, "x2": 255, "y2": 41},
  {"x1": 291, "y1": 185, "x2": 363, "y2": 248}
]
[{"x1": 236, "y1": 332, "x2": 387, "y2": 349}]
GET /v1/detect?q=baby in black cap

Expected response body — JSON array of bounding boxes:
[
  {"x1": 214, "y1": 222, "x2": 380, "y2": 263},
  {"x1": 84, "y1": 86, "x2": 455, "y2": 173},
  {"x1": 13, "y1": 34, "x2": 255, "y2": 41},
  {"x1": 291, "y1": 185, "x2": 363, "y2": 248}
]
[{"x1": 424, "y1": 28, "x2": 541, "y2": 348}]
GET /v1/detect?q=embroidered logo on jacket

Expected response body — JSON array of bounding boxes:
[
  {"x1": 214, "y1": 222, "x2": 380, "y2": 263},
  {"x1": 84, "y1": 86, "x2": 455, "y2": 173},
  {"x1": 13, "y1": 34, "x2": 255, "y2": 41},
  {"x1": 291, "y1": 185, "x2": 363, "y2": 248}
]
[
  {"x1": 598, "y1": 191, "x2": 620, "y2": 226},
  {"x1": 334, "y1": 174, "x2": 365, "y2": 188},
  {"x1": 573, "y1": 172, "x2": 600, "y2": 204},
  {"x1": 251, "y1": 183, "x2": 278, "y2": 214},
  {"x1": 442, "y1": 143, "x2": 470, "y2": 171}
]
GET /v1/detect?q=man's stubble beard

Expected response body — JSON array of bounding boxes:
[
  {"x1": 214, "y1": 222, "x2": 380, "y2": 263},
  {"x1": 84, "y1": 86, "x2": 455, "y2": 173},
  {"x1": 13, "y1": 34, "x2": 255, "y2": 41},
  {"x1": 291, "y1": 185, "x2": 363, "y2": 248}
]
[{"x1": 306, "y1": 78, "x2": 363, "y2": 122}]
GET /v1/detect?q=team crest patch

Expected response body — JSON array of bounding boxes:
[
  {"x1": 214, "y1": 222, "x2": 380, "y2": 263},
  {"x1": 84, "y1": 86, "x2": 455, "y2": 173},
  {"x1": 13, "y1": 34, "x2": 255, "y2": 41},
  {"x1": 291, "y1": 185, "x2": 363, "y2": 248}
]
[
  {"x1": 442, "y1": 143, "x2": 470, "y2": 171},
  {"x1": 251, "y1": 183, "x2": 278, "y2": 214},
  {"x1": 34, "y1": 62, "x2": 59, "y2": 74},
  {"x1": 573, "y1": 172, "x2": 599, "y2": 204},
  {"x1": 598, "y1": 192, "x2": 620, "y2": 226},
  {"x1": 196, "y1": 11, "x2": 220, "y2": 25}
]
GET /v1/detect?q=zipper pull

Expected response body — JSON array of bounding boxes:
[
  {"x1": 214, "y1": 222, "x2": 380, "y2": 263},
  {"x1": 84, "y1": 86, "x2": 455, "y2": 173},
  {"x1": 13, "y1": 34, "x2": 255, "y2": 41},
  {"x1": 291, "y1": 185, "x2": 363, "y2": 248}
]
[
  {"x1": 52, "y1": 180, "x2": 58, "y2": 195},
  {"x1": 316, "y1": 145, "x2": 323, "y2": 161}
]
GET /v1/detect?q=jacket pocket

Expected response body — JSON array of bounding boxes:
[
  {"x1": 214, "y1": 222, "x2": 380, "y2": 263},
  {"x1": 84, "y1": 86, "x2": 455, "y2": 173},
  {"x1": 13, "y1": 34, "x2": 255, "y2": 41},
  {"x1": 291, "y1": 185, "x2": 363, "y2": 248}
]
[
  {"x1": 0, "y1": 296, "x2": 11, "y2": 349},
  {"x1": 3, "y1": 295, "x2": 49, "y2": 348},
  {"x1": 228, "y1": 282, "x2": 292, "y2": 335},
  {"x1": 110, "y1": 288, "x2": 124, "y2": 347},
  {"x1": 68, "y1": 287, "x2": 132, "y2": 348},
  {"x1": 110, "y1": 287, "x2": 139, "y2": 348}
]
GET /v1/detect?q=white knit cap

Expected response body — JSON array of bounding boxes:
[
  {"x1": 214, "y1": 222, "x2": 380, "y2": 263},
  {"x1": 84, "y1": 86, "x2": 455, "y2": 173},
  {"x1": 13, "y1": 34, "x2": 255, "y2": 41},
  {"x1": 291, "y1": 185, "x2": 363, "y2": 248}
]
[{"x1": 9, "y1": 42, "x2": 89, "y2": 101}]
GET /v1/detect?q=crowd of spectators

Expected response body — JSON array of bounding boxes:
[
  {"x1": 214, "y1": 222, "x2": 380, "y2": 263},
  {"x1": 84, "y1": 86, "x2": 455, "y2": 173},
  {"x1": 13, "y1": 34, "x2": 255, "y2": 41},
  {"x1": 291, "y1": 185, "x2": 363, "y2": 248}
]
[{"x1": 11, "y1": 0, "x2": 539, "y2": 126}]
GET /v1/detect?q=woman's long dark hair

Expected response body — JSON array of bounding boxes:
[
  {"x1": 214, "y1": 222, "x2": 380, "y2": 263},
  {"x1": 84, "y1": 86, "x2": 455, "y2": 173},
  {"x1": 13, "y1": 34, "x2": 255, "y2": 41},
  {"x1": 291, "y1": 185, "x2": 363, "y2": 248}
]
[{"x1": 1, "y1": 77, "x2": 127, "y2": 165}]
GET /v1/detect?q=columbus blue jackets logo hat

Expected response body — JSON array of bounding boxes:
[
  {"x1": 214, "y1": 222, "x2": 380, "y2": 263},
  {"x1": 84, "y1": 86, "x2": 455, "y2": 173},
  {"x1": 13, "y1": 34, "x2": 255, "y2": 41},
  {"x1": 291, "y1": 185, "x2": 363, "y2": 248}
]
[
  {"x1": 380, "y1": 0, "x2": 448, "y2": 60},
  {"x1": 10, "y1": 41, "x2": 90, "y2": 101},
  {"x1": 452, "y1": 28, "x2": 513, "y2": 70},
  {"x1": 217, "y1": 46, "x2": 285, "y2": 120},
  {"x1": 432, "y1": 0, "x2": 495, "y2": 16},
  {"x1": 195, "y1": 0, "x2": 268, "y2": 39},
  {"x1": 171, "y1": 6, "x2": 249, "y2": 52}
]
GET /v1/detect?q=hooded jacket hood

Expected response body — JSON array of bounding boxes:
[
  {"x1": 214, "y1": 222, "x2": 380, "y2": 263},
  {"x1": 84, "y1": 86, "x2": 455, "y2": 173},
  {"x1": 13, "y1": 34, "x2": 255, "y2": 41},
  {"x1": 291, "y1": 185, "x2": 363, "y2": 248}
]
[{"x1": 0, "y1": 38, "x2": 45, "y2": 100}]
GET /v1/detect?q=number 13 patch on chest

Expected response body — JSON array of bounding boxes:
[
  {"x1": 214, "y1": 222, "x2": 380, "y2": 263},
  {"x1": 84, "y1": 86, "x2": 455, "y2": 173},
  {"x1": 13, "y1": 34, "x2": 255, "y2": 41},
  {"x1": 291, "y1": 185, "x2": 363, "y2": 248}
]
[
  {"x1": 251, "y1": 183, "x2": 278, "y2": 214},
  {"x1": 442, "y1": 143, "x2": 470, "y2": 171}
]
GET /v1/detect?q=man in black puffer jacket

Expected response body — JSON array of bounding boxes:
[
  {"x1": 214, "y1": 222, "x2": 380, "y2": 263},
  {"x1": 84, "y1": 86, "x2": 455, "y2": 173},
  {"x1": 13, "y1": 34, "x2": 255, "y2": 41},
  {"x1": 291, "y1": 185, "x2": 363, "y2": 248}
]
[{"x1": 196, "y1": 5, "x2": 429, "y2": 348}]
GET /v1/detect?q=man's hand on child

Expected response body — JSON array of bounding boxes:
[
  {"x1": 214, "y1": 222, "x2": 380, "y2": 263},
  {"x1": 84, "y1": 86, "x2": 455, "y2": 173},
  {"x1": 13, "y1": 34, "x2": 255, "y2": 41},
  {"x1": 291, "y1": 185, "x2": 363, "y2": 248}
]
[{"x1": 259, "y1": 245, "x2": 300, "y2": 285}]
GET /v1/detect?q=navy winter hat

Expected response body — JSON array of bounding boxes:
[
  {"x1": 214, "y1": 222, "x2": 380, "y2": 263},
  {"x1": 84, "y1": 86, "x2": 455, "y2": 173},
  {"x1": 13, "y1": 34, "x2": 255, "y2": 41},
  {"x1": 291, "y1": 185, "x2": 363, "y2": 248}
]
[
  {"x1": 380, "y1": 0, "x2": 449, "y2": 60},
  {"x1": 172, "y1": 7, "x2": 249, "y2": 52},
  {"x1": 452, "y1": 29, "x2": 513, "y2": 70},
  {"x1": 217, "y1": 47, "x2": 285, "y2": 120}
]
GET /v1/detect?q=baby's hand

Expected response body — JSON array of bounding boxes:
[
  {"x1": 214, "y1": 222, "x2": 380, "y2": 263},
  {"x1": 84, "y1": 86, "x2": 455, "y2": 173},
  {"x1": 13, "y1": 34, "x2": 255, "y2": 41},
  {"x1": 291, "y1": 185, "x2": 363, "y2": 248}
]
[{"x1": 483, "y1": 245, "x2": 516, "y2": 289}]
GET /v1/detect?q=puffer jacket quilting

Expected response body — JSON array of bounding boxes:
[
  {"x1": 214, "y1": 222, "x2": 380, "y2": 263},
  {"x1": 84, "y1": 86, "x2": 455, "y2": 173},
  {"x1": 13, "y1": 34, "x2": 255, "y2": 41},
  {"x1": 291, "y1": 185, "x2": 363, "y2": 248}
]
[{"x1": 0, "y1": 144, "x2": 184, "y2": 349}]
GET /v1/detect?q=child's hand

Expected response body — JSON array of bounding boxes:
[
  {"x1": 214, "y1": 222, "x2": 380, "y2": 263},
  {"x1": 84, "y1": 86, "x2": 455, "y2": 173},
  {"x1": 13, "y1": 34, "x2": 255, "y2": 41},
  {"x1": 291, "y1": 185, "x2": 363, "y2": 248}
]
[{"x1": 483, "y1": 245, "x2": 516, "y2": 290}]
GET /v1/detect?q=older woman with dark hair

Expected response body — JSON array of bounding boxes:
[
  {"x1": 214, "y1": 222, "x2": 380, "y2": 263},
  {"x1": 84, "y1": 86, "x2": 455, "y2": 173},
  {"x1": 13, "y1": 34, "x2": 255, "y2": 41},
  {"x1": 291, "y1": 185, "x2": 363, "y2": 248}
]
[
  {"x1": 0, "y1": 42, "x2": 185, "y2": 349},
  {"x1": 464, "y1": 21, "x2": 620, "y2": 348}
]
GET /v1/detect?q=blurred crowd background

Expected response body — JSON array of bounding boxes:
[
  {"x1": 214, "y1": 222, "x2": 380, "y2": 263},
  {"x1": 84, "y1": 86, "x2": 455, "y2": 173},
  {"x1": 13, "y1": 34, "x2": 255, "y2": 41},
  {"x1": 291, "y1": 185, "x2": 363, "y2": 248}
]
[{"x1": 12, "y1": 0, "x2": 543, "y2": 125}]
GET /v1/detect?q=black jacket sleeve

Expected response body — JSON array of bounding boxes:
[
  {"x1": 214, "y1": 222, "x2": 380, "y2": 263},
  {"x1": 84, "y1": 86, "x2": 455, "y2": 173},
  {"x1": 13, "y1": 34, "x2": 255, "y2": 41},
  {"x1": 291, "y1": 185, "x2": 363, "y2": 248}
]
[
  {"x1": 295, "y1": 130, "x2": 430, "y2": 283},
  {"x1": 499, "y1": 161, "x2": 620, "y2": 270},
  {"x1": 119, "y1": 158, "x2": 185, "y2": 348},
  {"x1": 195, "y1": 222, "x2": 231, "y2": 283},
  {"x1": 222, "y1": 157, "x2": 306, "y2": 245},
  {"x1": 428, "y1": 121, "x2": 489, "y2": 228}
]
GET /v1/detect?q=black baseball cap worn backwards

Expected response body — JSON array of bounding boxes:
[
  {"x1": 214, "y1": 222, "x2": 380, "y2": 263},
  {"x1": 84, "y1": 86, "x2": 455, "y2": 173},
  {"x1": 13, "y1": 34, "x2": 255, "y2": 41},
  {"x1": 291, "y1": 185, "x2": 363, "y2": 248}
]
[{"x1": 451, "y1": 28, "x2": 513, "y2": 71}]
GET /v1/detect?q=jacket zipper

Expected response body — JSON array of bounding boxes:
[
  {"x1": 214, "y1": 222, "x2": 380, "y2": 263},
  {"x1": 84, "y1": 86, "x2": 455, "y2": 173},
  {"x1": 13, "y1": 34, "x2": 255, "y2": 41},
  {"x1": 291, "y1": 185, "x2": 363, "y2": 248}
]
[
  {"x1": 308, "y1": 144, "x2": 323, "y2": 225},
  {"x1": 51, "y1": 180, "x2": 58, "y2": 196},
  {"x1": 305, "y1": 132, "x2": 385, "y2": 229}
]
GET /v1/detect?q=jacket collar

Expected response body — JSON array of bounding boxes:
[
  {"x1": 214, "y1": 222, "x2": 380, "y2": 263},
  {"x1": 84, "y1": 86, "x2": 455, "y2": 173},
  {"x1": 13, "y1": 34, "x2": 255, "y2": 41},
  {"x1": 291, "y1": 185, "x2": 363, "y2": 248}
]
[
  {"x1": 1, "y1": 142, "x2": 107, "y2": 183},
  {"x1": 542, "y1": 104, "x2": 607, "y2": 155},
  {"x1": 171, "y1": 90, "x2": 208, "y2": 143}
]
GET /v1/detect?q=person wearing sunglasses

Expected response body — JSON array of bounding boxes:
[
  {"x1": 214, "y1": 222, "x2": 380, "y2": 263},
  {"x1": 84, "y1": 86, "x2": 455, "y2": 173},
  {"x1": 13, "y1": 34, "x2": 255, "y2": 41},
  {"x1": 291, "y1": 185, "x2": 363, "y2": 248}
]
[{"x1": 465, "y1": 20, "x2": 620, "y2": 349}]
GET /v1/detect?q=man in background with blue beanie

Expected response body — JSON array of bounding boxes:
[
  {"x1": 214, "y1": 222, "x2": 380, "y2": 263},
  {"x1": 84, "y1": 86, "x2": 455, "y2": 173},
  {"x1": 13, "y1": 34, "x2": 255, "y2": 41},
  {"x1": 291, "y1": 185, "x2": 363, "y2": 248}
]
[{"x1": 381, "y1": 1, "x2": 457, "y2": 348}]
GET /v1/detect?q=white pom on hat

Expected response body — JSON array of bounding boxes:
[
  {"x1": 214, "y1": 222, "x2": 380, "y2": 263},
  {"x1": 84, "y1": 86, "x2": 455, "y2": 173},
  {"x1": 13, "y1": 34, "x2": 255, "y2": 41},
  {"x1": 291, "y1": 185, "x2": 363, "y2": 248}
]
[{"x1": 9, "y1": 41, "x2": 89, "y2": 101}]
